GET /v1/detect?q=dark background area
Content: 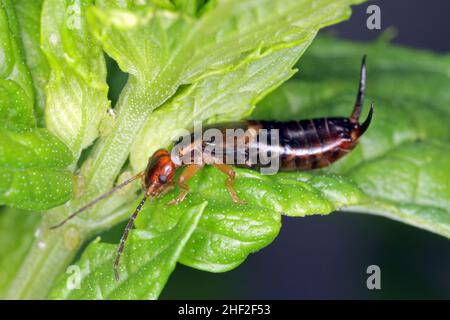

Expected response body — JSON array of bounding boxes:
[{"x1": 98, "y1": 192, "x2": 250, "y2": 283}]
[{"x1": 160, "y1": 0, "x2": 450, "y2": 299}]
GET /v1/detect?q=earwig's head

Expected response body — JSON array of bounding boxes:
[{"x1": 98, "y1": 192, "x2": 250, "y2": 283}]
[{"x1": 144, "y1": 149, "x2": 177, "y2": 197}]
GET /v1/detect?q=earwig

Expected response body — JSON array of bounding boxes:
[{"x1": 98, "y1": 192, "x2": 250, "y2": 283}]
[{"x1": 52, "y1": 56, "x2": 374, "y2": 281}]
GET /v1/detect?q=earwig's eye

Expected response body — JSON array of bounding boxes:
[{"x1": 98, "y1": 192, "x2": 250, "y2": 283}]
[{"x1": 158, "y1": 175, "x2": 167, "y2": 184}]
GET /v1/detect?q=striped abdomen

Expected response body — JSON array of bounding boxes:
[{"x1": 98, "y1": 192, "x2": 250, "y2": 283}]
[
  {"x1": 252, "y1": 118, "x2": 361, "y2": 170},
  {"x1": 172, "y1": 113, "x2": 372, "y2": 171}
]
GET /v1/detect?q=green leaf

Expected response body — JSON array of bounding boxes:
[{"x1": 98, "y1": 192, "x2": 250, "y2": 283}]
[
  {"x1": 0, "y1": 0, "x2": 35, "y2": 132},
  {"x1": 0, "y1": 0, "x2": 74, "y2": 210},
  {"x1": 50, "y1": 202, "x2": 206, "y2": 300},
  {"x1": 12, "y1": 0, "x2": 49, "y2": 123},
  {"x1": 0, "y1": 79, "x2": 35, "y2": 132},
  {"x1": 253, "y1": 36, "x2": 450, "y2": 238},
  {"x1": 138, "y1": 168, "x2": 366, "y2": 272},
  {"x1": 42, "y1": 0, "x2": 110, "y2": 162},
  {"x1": 0, "y1": 207, "x2": 41, "y2": 298},
  {"x1": 349, "y1": 140, "x2": 450, "y2": 237},
  {"x1": 0, "y1": 128, "x2": 73, "y2": 210}
]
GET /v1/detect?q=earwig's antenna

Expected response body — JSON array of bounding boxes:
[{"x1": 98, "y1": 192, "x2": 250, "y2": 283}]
[
  {"x1": 360, "y1": 101, "x2": 374, "y2": 135},
  {"x1": 351, "y1": 55, "x2": 367, "y2": 122},
  {"x1": 50, "y1": 172, "x2": 145, "y2": 230},
  {"x1": 114, "y1": 196, "x2": 148, "y2": 281}
]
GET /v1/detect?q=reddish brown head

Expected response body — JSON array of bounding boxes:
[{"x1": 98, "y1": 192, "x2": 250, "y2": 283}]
[{"x1": 144, "y1": 149, "x2": 177, "y2": 197}]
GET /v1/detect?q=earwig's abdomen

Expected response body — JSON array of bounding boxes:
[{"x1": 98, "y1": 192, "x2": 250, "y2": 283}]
[
  {"x1": 172, "y1": 118, "x2": 363, "y2": 171},
  {"x1": 255, "y1": 119, "x2": 359, "y2": 170}
]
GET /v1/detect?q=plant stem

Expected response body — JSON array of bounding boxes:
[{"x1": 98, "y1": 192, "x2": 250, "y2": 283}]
[
  {"x1": 5, "y1": 213, "x2": 85, "y2": 299},
  {"x1": 5, "y1": 201, "x2": 136, "y2": 299}
]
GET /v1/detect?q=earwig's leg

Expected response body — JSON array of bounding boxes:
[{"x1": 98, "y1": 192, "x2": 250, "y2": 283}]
[
  {"x1": 213, "y1": 164, "x2": 246, "y2": 205},
  {"x1": 351, "y1": 55, "x2": 367, "y2": 122},
  {"x1": 167, "y1": 164, "x2": 203, "y2": 205}
]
